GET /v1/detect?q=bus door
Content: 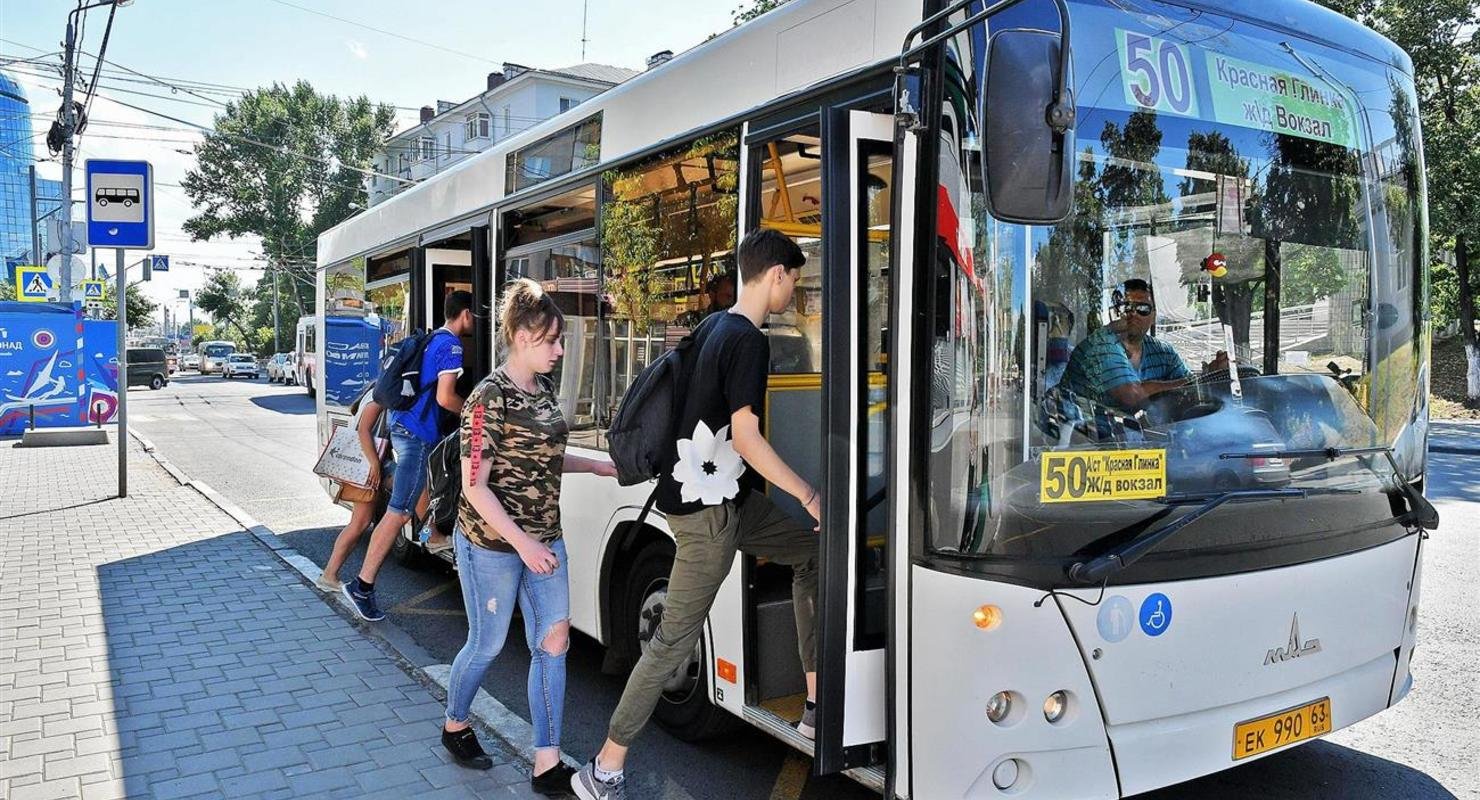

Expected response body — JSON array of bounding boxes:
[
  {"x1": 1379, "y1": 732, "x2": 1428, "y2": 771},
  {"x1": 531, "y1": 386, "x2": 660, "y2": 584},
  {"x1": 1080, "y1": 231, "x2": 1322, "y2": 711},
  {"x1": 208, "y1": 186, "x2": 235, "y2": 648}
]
[
  {"x1": 812, "y1": 109, "x2": 905, "y2": 776},
  {"x1": 423, "y1": 231, "x2": 486, "y2": 392}
]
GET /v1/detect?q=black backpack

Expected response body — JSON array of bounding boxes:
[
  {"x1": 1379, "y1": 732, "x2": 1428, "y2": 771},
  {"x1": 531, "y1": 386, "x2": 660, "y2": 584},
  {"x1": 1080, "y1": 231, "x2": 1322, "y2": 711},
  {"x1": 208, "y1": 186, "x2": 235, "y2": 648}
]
[
  {"x1": 372, "y1": 329, "x2": 450, "y2": 412},
  {"x1": 424, "y1": 428, "x2": 463, "y2": 535},
  {"x1": 607, "y1": 314, "x2": 716, "y2": 486}
]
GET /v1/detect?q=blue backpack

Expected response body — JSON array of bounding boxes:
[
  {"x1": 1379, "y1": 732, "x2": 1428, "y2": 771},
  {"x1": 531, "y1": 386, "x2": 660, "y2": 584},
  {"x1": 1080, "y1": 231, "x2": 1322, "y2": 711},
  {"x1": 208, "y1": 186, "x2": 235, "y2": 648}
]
[{"x1": 371, "y1": 329, "x2": 449, "y2": 412}]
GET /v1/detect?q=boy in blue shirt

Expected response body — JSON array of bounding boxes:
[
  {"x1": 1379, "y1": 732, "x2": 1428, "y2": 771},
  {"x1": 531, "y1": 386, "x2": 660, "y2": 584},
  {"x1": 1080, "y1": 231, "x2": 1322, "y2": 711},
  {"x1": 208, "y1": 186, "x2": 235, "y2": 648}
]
[{"x1": 343, "y1": 290, "x2": 476, "y2": 621}]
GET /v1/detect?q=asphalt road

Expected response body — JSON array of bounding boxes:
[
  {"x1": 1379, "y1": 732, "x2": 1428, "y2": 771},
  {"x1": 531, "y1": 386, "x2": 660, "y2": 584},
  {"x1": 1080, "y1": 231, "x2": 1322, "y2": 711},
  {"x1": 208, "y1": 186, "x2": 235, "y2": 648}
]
[{"x1": 131, "y1": 373, "x2": 1478, "y2": 800}]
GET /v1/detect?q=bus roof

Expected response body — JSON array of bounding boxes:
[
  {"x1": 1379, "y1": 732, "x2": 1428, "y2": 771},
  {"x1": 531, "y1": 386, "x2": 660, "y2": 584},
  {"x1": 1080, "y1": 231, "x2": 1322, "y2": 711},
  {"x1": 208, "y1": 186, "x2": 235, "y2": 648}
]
[{"x1": 316, "y1": 0, "x2": 1410, "y2": 270}]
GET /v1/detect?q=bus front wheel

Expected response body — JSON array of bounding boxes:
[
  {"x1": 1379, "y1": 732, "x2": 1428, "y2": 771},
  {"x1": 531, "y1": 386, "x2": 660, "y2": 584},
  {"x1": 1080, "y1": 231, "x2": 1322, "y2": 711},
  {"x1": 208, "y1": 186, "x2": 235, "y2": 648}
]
[{"x1": 622, "y1": 545, "x2": 736, "y2": 741}]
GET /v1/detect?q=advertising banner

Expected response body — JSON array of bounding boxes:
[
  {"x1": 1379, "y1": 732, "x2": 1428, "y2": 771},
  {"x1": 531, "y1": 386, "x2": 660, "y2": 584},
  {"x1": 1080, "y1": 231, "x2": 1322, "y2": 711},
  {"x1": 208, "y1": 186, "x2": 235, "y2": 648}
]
[{"x1": 323, "y1": 315, "x2": 382, "y2": 408}]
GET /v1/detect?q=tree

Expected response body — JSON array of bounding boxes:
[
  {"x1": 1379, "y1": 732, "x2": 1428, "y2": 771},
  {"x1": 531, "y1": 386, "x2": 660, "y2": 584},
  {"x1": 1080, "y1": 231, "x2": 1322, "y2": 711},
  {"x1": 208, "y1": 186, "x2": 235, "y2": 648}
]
[
  {"x1": 732, "y1": 0, "x2": 789, "y2": 25},
  {"x1": 181, "y1": 81, "x2": 395, "y2": 298},
  {"x1": 99, "y1": 283, "x2": 158, "y2": 331},
  {"x1": 195, "y1": 270, "x2": 257, "y2": 349},
  {"x1": 1315, "y1": 0, "x2": 1480, "y2": 400}
]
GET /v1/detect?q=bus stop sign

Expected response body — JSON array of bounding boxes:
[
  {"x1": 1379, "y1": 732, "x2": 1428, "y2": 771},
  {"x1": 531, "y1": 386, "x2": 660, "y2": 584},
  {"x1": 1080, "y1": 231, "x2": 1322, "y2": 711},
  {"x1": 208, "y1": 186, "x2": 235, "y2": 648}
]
[{"x1": 85, "y1": 160, "x2": 154, "y2": 250}]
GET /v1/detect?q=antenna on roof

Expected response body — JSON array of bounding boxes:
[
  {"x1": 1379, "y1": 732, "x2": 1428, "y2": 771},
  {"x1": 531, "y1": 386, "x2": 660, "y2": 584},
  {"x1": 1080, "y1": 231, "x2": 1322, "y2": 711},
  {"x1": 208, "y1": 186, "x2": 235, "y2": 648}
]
[{"x1": 581, "y1": 0, "x2": 589, "y2": 60}]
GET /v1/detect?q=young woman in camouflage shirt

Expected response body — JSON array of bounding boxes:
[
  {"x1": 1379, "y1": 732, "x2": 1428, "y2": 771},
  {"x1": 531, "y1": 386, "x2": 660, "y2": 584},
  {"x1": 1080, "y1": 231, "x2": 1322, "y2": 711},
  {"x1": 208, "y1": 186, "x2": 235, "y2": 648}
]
[{"x1": 439, "y1": 279, "x2": 619, "y2": 796}]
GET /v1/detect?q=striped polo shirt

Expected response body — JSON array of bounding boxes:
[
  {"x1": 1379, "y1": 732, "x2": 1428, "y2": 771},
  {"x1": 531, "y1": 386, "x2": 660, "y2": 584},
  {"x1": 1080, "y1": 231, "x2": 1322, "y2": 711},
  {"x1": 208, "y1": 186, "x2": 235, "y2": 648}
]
[{"x1": 1061, "y1": 325, "x2": 1190, "y2": 407}]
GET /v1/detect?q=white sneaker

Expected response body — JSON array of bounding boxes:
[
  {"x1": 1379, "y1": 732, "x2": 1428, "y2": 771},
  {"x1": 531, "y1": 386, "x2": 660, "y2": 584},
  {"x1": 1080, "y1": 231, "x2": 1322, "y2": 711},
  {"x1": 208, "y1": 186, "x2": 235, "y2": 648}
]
[
  {"x1": 797, "y1": 703, "x2": 816, "y2": 740},
  {"x1": 315, "y1": 573, "x2": 343, "y2": 593}
]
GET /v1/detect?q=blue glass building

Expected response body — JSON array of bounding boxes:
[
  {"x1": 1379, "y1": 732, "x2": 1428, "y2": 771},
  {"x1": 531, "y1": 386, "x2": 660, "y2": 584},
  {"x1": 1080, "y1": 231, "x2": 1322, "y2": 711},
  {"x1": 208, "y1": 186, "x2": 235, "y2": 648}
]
[{"x1": 1, "y1": 69, "x2": 62, "y2": 280}]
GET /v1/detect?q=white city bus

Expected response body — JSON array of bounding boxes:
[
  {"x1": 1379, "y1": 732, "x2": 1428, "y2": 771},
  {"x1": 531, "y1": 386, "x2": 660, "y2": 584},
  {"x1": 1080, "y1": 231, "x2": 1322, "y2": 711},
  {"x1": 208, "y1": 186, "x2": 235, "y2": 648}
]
[{"x1": 315, "y1": 1, "x2": 1436, "y2": 796}]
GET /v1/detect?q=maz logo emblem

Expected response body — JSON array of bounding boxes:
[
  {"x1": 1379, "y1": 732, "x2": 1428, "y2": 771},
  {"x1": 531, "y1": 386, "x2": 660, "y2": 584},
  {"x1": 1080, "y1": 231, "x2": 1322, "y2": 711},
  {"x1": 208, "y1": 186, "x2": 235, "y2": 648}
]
[{"x1": 1264, "y1": 613, "x2": 1323, "y2": 665}]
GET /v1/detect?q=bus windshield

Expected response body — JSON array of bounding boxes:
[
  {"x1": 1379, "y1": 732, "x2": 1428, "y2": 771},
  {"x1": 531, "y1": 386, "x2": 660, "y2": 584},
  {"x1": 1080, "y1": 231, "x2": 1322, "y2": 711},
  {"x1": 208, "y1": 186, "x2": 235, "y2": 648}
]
[
  {"x1": 925, "y1": 0, "x2": 1426, "y2": 583},
  {"x1": 202, "y1": 343, "x2": 234, "y2": 358}
]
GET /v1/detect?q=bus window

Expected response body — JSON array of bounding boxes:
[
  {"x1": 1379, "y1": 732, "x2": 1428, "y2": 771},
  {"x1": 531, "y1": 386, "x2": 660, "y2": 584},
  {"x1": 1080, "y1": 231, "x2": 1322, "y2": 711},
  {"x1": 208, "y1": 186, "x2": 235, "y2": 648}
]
[
  {"x1": 857, "y1": 143, "x2": 892, "y2": 650},
  {"x1": 504, "y1": 184, "x2": 601, "y2": 446},
  {"x1": 757, "y1": 134, "x2": 823, "y2": 374},
  {"x1": 366, "y1": 250, "x2": 412, "y2": 358},
  {"x1": 598, "y1": 132, "x2": 741, "y2": 438}
]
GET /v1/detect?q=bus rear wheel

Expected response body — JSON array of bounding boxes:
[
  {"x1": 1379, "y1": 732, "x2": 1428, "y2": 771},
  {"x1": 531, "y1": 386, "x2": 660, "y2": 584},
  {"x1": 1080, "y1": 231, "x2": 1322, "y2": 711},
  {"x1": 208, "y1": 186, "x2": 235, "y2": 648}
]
[{"x1": 622, "y1": 545, "x2": 736, "y2": 741}]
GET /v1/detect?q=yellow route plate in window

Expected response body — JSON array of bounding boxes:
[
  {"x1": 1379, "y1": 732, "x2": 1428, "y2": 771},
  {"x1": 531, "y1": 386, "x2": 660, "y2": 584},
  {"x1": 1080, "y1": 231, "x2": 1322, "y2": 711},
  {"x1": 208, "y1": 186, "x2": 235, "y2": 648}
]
[
  {"x1": 1039, "y1": 449, "x2": 1167, "y2": 503},
  {"x1": 1232, "y1": 697, "x2": 1332, "y2": 760}
]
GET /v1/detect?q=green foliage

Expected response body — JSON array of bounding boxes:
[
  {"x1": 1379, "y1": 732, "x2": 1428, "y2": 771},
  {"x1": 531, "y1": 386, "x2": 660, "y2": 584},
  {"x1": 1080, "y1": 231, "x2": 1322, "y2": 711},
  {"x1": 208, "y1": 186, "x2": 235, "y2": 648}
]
[
  {"x1": 98, "y1": 283, "x2": 158, "y2": 331},
  {"x1": 732, "y1": 0, "x2": 788, "y2": 26},
  {"x1": 1280, "y1": 245, "x2": 1349, "y2": 306},
  {"x1": 1314, "y1": 0, "x2": 1480, "y2": 339},
  {"x1": 195, "y1": 270, "x2": 258, "y2": 348},
  {"x1": 181, "y1": 81, "x2": 396, "y2": 267}
]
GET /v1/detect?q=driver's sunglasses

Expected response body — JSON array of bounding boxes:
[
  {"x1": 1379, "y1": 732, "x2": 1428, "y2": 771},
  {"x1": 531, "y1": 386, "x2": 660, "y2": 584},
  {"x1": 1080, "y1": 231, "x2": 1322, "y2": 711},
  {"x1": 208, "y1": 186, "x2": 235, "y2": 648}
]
[{"x1": 1121, "y1": 301, "x2": 1155, "y2": 317}]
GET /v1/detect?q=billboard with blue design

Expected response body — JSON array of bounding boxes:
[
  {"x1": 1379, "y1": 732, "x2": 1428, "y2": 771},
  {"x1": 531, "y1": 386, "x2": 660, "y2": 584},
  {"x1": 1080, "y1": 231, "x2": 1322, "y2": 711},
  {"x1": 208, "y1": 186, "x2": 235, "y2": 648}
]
[
  {"x1": 0, "y1": 302, "x2": 119, "y2": 435},
  {"x1": 323, "y1": 315, "x2": 382, "y2": 408}
]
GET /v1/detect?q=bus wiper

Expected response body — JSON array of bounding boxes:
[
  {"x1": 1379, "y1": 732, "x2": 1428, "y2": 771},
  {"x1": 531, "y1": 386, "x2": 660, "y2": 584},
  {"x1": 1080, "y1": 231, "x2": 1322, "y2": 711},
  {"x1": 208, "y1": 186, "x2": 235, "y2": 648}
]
[
  {"x1": 1220, "y1": 446, "x2": 1439, "y2": 530},
  {"x1": 1067, "y1": 488, "x2": 1306, "y2": 584}
]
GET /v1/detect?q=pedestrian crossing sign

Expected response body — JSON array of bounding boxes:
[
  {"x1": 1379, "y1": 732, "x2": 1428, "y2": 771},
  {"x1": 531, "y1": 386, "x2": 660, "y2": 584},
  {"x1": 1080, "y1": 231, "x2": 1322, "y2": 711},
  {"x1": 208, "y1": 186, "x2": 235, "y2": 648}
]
[
  {"x1": 15, "y1": 266, "x2": 51, "y2": 302},
  {"x1": 82, "y1": 280, "x2": 105, "y2": 300}
]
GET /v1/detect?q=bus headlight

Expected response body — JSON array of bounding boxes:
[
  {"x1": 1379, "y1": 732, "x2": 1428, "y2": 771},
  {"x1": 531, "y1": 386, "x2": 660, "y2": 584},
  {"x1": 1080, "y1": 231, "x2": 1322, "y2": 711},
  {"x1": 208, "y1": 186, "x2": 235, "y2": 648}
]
[
  {"x1": 986, "y1": 691, "x2": 1013, "y2": 724},
  {"x1": 1043, "y1": 691, "x2": 1069, "y2": 724}
]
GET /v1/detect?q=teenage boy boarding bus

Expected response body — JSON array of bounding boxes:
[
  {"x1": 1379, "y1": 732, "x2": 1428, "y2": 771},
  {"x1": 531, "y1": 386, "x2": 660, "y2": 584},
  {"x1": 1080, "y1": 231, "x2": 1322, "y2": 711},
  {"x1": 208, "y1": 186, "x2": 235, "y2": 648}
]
[{"x1": 574, "y1": 229, "x2": 821, "y2": 799}]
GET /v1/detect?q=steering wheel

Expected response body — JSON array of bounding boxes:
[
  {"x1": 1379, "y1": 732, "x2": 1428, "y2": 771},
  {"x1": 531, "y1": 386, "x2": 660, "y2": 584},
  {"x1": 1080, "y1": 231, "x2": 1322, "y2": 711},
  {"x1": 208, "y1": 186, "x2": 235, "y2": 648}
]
[{"x1": 1195, "y1": 365, "x2": 1262, "y2": 386}]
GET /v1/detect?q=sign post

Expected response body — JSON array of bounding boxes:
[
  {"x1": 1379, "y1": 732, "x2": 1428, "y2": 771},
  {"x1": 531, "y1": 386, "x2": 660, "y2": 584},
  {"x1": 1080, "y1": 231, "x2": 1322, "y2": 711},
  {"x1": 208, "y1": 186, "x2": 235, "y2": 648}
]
[
  {"x1": 116, "y1": 248, "x2": 126, "y2": 497},
  {"x1": 87, "y1": 159, "x2": 154, "y2": 499}
]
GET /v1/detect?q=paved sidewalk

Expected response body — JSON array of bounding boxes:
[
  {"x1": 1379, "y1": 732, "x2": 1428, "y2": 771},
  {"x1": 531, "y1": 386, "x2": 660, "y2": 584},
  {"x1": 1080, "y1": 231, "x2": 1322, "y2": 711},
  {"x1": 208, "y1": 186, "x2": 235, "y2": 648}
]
[{"x1": 0, "y1": 433, "x2": 534, "y2": 800}]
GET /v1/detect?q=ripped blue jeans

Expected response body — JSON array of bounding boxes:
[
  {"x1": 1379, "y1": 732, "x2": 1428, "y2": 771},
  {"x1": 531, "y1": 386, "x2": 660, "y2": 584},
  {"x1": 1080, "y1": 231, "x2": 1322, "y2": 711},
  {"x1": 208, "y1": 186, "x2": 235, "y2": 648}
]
[{"x1": 445, "y1": 527, "x2": 569, "y2": 750}]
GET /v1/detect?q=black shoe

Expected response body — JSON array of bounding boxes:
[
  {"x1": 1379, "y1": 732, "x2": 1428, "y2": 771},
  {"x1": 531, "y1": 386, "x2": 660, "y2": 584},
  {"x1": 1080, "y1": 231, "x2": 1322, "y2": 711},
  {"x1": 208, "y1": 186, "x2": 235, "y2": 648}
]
[
  {"x1": 532, "y1": 762, "x2": 578, "y2": 797},
  {"x1": 441, "y1": 725, "x2": 493, "y2": 770}
]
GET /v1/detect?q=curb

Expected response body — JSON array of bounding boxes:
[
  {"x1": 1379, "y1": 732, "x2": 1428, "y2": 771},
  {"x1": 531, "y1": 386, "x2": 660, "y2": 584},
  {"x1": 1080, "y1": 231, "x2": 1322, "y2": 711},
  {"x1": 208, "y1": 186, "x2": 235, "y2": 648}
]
[
  {"x1": 125, "y1": 427, "x2": 557, "y2": 771},
  {"x1": 1429, "y1": 445, "x2": 1480, "y2": 455}
]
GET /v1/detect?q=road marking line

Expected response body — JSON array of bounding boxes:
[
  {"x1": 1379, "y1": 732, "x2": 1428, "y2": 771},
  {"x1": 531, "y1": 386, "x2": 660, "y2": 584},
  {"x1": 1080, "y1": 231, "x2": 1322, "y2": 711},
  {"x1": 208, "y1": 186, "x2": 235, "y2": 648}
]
[
  {"x1": 769, "y1": 752, "x2": 811, "y2": 800},
  {"x1": 388, "y1": 580, "x2": 461, "y2": 615}
]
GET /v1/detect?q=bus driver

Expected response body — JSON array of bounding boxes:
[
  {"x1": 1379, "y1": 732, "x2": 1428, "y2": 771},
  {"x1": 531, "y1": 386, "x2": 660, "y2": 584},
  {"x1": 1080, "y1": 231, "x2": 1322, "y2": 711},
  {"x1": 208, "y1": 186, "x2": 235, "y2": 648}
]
[{"x1": 1060, "y1": 279, "x2": 1229, "y2": 410}]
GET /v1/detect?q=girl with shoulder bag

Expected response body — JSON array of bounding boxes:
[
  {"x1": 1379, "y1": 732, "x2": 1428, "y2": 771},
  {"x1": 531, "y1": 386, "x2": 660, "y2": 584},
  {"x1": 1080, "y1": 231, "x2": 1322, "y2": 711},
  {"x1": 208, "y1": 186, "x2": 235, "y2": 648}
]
[{"x1": 439, "y1": 279, "x2": 619, "y2": 796}]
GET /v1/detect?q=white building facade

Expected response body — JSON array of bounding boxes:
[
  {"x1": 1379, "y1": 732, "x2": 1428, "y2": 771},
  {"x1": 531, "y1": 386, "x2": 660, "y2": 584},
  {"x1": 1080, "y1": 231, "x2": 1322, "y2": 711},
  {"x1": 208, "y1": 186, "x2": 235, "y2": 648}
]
[{"x1": 368, "y1": 63, "x2": 639, "y2": 207}]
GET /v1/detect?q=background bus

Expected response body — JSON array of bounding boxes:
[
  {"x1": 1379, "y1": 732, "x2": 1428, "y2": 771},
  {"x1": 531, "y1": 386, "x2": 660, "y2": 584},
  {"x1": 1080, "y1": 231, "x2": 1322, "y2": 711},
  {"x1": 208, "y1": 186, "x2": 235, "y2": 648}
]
[
  {"x1": 294, "y1": 315, "x2": 316, "y2": 397},
  {"x1": 315, "y1": 1, "x2": 1433, "y2": 797},
  {"x1": 198, "y1": 340, "x2": 235, "y2": 375}
]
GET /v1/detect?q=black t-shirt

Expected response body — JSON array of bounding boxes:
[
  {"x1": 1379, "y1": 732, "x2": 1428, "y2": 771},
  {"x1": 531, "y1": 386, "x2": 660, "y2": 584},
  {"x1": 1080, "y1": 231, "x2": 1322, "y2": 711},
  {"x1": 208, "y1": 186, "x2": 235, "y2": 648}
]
[{"x1": 654, "y1": 312, "x2": 769, "y2": 516}]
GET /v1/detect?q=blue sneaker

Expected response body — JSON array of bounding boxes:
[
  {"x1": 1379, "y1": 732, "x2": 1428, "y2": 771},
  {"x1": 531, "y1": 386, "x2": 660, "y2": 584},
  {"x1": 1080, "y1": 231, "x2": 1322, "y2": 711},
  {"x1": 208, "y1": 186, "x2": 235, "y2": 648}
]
[{"x1": 341, "y1": 578, "x2": 385, "y2": 622}]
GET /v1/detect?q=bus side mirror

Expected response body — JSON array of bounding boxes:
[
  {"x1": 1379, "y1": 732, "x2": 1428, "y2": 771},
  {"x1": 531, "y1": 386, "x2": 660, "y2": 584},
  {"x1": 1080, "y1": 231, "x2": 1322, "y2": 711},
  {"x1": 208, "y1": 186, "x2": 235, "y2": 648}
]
[{"x1": 983, "y1": 29, "x2": 1075, "y2": 224}]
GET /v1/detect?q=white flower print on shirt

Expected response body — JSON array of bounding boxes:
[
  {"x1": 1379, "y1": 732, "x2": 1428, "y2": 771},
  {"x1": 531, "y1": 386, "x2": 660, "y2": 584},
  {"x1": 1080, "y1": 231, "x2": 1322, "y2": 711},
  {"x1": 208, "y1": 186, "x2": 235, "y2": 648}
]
[{"x1": 671, "y1": 421, "x2": 746, "y2": 505}]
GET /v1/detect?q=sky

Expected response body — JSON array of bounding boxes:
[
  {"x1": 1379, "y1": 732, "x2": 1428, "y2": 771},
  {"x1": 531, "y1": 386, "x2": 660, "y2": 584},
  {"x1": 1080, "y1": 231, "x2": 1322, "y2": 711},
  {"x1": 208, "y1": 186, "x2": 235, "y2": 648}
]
[{"x1": 0, "y1": 0, "x2": 736, "y2": 320}]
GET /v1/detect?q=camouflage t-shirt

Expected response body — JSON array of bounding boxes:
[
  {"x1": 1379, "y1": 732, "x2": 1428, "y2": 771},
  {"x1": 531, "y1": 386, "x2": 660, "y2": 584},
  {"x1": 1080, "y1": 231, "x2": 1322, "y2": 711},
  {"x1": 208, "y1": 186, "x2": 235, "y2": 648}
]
[{"x1": 457, "y1": 368, "x2": 569, "y2": 552}]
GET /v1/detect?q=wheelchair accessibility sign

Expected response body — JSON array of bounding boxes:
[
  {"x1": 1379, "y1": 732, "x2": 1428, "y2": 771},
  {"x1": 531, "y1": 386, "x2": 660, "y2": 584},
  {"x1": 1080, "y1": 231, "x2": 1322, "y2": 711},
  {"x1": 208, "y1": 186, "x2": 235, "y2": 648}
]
[{"x1": 1139, "y1": 593, "x2": 1173, "y2": 637}]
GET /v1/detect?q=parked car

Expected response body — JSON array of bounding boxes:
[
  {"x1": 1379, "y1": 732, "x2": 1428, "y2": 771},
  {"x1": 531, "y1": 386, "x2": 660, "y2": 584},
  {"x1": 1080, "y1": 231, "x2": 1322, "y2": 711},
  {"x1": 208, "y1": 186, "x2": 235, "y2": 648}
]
[
  {"x1": 223, "y1": 353, "x2": 260, "y2": 379},
  {"x1": 266, "y1": 353, "x2": 294, "y2": 383},
  {"x1": 182, "y1": 353, "x2": 201, "y2": 371},
  {"x1": 125, "y1": 348, "x2": 170, "y2": 390}
]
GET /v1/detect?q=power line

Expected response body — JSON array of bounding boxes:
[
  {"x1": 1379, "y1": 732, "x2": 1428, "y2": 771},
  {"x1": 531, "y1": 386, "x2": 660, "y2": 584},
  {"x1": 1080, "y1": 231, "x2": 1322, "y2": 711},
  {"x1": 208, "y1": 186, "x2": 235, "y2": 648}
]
[
  {"x1": 78, "y1": 2, "x2": 119, "y2": 129},
  {"x1": 260, "y1": 0, "x2": 502, "y2": 66}
]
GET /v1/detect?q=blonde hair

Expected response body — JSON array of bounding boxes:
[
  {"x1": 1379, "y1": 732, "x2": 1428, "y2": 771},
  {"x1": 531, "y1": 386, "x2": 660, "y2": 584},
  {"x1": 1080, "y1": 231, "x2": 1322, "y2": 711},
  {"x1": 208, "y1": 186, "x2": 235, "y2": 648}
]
[{"x1": 498, "y1": 278, "x2": 565, "y2": 350}]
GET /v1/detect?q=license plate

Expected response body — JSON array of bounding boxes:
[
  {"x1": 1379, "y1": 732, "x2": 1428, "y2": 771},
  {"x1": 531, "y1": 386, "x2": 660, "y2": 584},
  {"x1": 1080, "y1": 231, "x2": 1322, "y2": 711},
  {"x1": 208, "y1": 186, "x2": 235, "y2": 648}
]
[{"x1": 1232, "y1": 697, "x2": 1332, "y2": 760}]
